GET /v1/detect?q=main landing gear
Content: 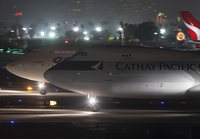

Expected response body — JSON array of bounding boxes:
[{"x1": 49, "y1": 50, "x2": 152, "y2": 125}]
[
  {"x1": 88, "y1": 95, "x2": 100, "y2": 112},
  {"x1": 40, "y1": 89, "x2": 47, "y2": 95}
]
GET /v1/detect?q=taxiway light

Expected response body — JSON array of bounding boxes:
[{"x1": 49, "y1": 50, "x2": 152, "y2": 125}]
[
  {"x1": 50, "y1": 101, "x2": 57, "y2": 106},
  {"x1": 27, "y1": 86, "x2": 33, "y2": 91},
  {"x1": 161, "y1": 101, "x2": 165, "y2": 104},
  {"x1": 10, "y1": 121, "x2": 14, "y2": 124}
]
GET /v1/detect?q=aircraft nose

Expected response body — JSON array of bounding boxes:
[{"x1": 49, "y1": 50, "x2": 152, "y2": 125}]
[
  {"x1": 6, "y1": 62, "x2": 15, "y2": 73},
  {"x1": 6, "y1": 62, "x2": 22, "y2": 77}
]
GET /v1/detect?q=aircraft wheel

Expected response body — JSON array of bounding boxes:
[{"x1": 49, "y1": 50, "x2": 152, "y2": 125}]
[
  {"x1": 91, "y1": 104, "x2": 100, "y2": 112},
  {"x1": 40, "y1": 89, "x2": 47, "y2": 95}
]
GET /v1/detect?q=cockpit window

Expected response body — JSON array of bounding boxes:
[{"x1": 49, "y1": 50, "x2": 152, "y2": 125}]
[
  {"x1": 75, "y1": 51, "x2": 87, "y2": 56},
  {"x1": 27, "y1": 46, "x2": 39, "y2": 53}
]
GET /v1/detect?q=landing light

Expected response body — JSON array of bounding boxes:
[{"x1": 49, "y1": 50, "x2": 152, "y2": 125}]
[
  {"x1": 38, "y1": 83, "x2": 45, "y2": 89},
  {"x1": 89, "y1": 98, "x2": 95, "y2": 104},
  {"x1": 89, "y1": 98, "x2": 97, "y2": 105}
]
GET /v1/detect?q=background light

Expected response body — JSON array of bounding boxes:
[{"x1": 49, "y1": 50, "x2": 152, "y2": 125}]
[
  {"x1": 73, "y1": 27, "x2": 79, "y2": 32},
  {"x1": 160, "y1": 29, "x2": 166, "y2": 34},
  {"x1": 51, "y1": 26, "x2": 56, "y2": 30},
  {"x1": 49, "y1": 32, "x2": 55, "y2": 37},
  {"x1": 83, "y1": 31, "x2": 88, "y2": 35},
  {"x1": 84, "y1": 36, "x2": 90, "y2": 40},
  {"x1": 118, "y1": 27, "x2": 123, "y2": 31},
  {"x1": 40, "y1": 31, "x2": 45, "y2": 37},
  {"x1": 96, "y1": 27, "x2": 102, "y2": 32}
]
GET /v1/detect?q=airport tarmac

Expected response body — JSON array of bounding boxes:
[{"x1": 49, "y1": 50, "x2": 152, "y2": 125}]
[
  {"x1": 0, "y1": 89, "x2": 200, "y2": 124},
  {"x1": 1, "y1": 90, "x2": 200, "y2": 138}
]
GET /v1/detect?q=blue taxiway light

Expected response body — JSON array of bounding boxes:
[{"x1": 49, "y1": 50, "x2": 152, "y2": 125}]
[{"x1": 10, "y1": 121, "x2": 14, "y2": 124}]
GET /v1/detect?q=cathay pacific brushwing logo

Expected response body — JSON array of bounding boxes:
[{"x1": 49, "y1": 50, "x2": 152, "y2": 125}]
[
  {"x1": 184, "y1": 21, "x2": 200, "y2": 40},
  {"x1": 91, "y1": 61, "x2": 103, "y2": 70}
]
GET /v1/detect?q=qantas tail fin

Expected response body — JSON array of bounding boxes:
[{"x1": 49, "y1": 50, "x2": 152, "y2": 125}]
[{"x1": 180, "y1": 11, "x2": 200, "y2": 42}]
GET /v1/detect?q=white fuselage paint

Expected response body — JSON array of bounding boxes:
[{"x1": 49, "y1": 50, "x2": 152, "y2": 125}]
[
  {"x1": 44, "y1": 46, "x2": 200, "y2": 99},
  {"x1": 6, "y1": 45, "x2": 81, "y2": 82}
]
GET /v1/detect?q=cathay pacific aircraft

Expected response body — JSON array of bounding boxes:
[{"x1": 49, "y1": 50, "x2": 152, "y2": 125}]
[{"x1": 44, "y1": 45, "x2": 200, "y2": 111}]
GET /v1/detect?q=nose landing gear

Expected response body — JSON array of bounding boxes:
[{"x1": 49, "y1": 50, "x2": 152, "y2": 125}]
[
  {"x1": 40, "y1": 89, "x2": 47, "y2": 95},
  {"x1": 38, "y1": 82, "x2": 47, "y2": 95},
  {"x1": 88, "y1": 96, "x2": 100, "y2": 112}
]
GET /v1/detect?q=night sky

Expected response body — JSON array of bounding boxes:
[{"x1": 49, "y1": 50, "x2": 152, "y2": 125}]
[
  {"x1": 0, "y1": 0, "x2": 199, "y2": 28},
  {"x1": 157, "y1": 0, "x2": 200, "y2": 19}
]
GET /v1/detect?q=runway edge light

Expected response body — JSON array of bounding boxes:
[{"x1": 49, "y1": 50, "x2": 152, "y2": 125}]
[{"x1": 50, "y1": 101, "x2": 57, "y2": 106}]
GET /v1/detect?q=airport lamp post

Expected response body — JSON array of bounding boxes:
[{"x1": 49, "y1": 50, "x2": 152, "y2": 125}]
[{"x1": 15, "y1": 12, "x2": 22, "y2": 39}]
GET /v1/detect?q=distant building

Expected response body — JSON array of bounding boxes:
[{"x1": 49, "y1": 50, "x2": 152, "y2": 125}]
[{"x1": 156, "y1": 12, "x2": 168, "y2": 24}]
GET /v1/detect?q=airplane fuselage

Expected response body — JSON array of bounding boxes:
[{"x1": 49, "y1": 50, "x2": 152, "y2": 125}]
[
  {"x1": 6, "y1": 45, "x2": 80, "y2": 82},
  {"x1": 44, "y1": 46, "x2": 200, "y2": 99}
]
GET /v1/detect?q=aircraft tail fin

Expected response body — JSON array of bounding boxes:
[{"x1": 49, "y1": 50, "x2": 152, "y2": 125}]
[{"x1": 180, "y1": 11, "x2": 200, "y2": 42}]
